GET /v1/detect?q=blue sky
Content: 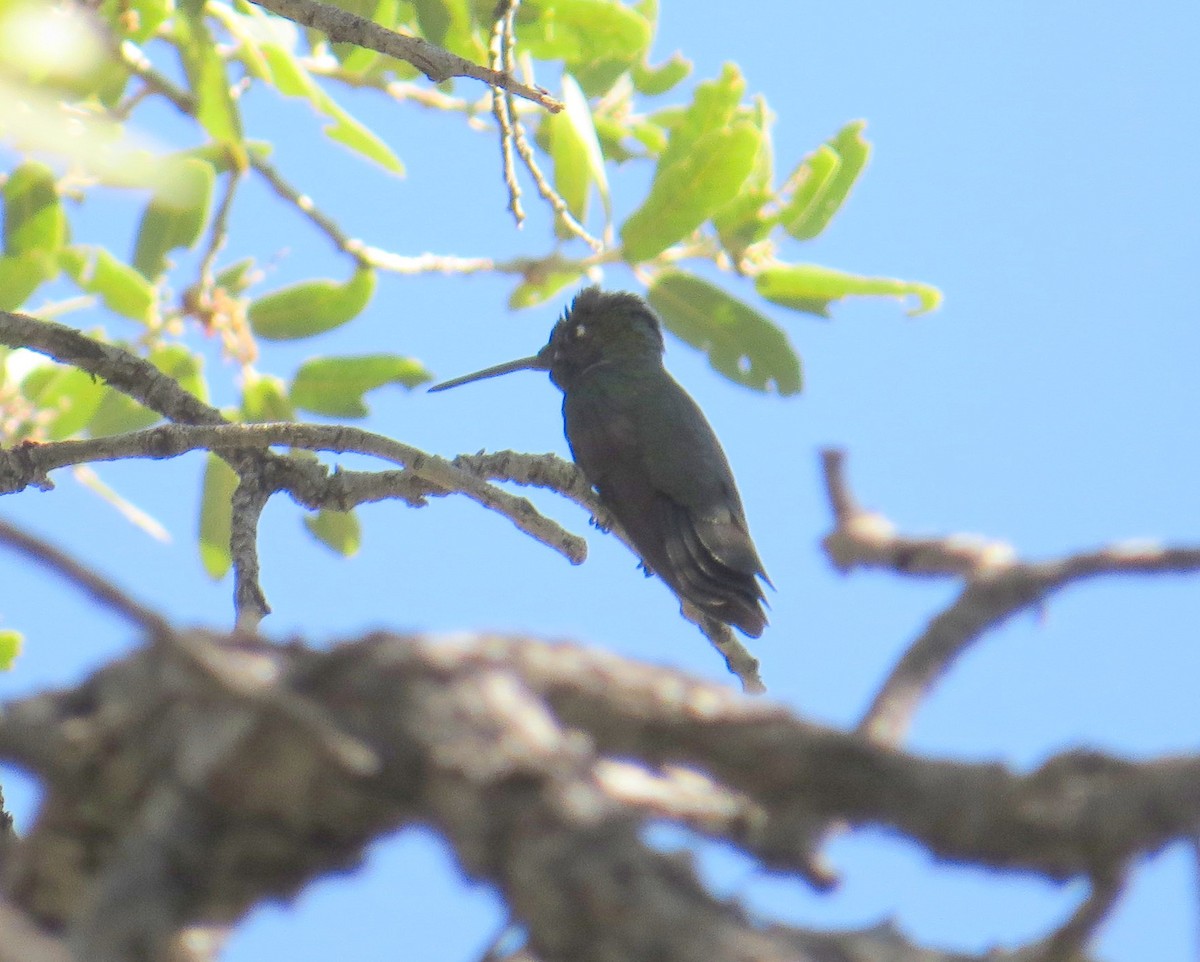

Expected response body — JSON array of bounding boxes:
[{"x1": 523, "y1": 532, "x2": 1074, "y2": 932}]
[{"x1": 3, "y1": 2, "x2": 1199, "y2": 960}]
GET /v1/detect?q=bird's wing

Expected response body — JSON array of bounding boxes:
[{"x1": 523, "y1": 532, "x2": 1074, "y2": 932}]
[
  {"x1": 564, "y1": 371, "x2": 768, "y2": 635},
  {"x1": 633, "y1": 377, "x2": 767, "y2": 583}
]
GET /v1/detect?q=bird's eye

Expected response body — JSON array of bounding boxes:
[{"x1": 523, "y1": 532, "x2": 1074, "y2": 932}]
[{"x1": 574, "y1": 323, "x2": 587, "y2": 339}]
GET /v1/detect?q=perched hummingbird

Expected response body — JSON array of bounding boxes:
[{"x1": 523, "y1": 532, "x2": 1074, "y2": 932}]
[{"x1": 429, "y1": 287, "x2": 770, "y2": 637}]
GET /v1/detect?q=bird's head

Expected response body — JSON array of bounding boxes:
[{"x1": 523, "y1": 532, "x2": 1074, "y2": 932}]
[{"x1": 427, "y1": 287, "x2": 665, "y2": 394}]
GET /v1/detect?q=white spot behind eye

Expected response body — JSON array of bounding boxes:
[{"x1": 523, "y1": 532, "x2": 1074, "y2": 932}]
[{"x1": 575, "y1": 323, "x2": 587, "y2": 338}]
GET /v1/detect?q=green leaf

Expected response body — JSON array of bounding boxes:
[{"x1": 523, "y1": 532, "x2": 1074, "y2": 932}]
[
  {"x1": 713, "y1": 98, "x2": 775, "y2": 264},
  {"x1": 561, "y1": 73, "x2": 610, "y2": 215},
  {"x1": 214, "y1": 257, "x2": 258, "y2": 294},
  {"x1": 242, "y1": 372, "x2": 295, "y2": 422},
  {"x1": 517, "y1": 0, "x2": 651, "y2": 65},
  {"x1": 412, "y1": 0, "x2": 458, "y2": 47},
  {"x1": 631, "y1": 52, "x2": 691, "y2": 96},
  {"x1": 779, "y1": 121, "x2": 871, "y2": 241},
  {"x1": 249, "y1": 269, "x2": 376, "y2": 341},
  {"x1": 649, "y1": 271, "x2": 802, "y2": 395},
  {"x1": 543, "y1": 74, "x2": 610, "y2": 228},
  {"x1": 60, "y1": 246, "x2": 156, "y2": 323},
  {"x1": 20, "y1": 364, "x2": 108, "y2": 439},
  {"x1": 568, "y1": 59, "x2": 632, "y2": 99},
  {"x1": 658, "y1": 64, "x2": 744, "y2": 171},
  {"x1": 199, "y1": 453, "x2": 237, "y2": 579},
  {"x1": 0, "y1": 629, "x2": 22, "y2": 671},
  {"x1": 626, "y1": 120, "x2": 667, "y2": 157},
  {"x1": 0, "y1": 252, "x2": 52, "y2": 310},
  {"x1": 176, "y1": 0, "x2": 244, "y2": 143},
  {"x1": 151, "y1": 343, "x2": 209, "y2": 403},
  {"x1": 619, "y1": 65, "x2": 761, "y2": 261},
  {"x1": 620, "y1": 121, "x2": 760, "y2": 262},
  {"x1": 132, "y1": 157, "x2": 216, "y2": 279},
  {"x1": 256, "y1": 40, "x2": 404, "y2": 174},
  {"x1": 755, "y1": 264, "x2": 943, "y2": 318},
  {"x1": 290, "y1": 353, "x2": 431, "y2": 417},
  {"x1": 508, "y1": 270, "x2": 583, "y2": 309},
  {"x1": 543, "y1": 111, "x2": 589, "y2": 223},
  {"x1": 303, "y1": 508, "x2": 361, "y2": 556},
  {"x1": 412, "y1": 0, "x2": 486, "y2": 61},
  {"x1": 4, "y1": 162, "x2": 66, "y2": 256},
  {"x1": 87, "y1": 387, "x2": 162, "y2": 437},
  {"x1": 335, "y1": 0, "x2": 399, "y2": 72}
]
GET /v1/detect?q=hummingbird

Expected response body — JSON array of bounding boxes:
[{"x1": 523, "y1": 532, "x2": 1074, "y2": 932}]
[{"x1": 429, "y1": 287, "x2": 770, "y2": 637}]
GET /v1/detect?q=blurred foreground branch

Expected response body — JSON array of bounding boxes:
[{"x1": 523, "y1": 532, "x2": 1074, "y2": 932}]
[{"x1": 0, "y1": 617, "x2": 1189, "y2": 961}]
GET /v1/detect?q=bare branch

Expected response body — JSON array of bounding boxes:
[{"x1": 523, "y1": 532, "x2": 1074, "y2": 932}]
[
  {"x1": 821, "y1": 448, "x2": 1016, "y2": 579},
  {"x1": 115, "y1": 39, "x2": 194, "y2": 114},
  {"x1": 820, "y1": 449, "x2": 1200, "y2": 745},
  {"x1": 230, "y1": 473, "x2": 272, "y2": 629},
  {"x1": 250, "y1": 155, "x2": 614, "y2": 277},
  {"x1": 0, "y1": 423, "x2": 587, "y2": 564},
  {"x1": 246, "y1": 0, "x2": 562, "y2": 112},
  {"x1": 507, "y1": 82, "x2": 603, "y2": 251},
  {"x1": 0, "y1": 311, "x2": 224, "y2": 428},
  {"x1": 489, "y1": 3, "x2": 525, "y2": 226},
  {"x1": 0, "y1": 516, "x2": 170, "y2": 638},
  {"x1": 685, "y1": 607, "x2": 765, "y2": 695}
]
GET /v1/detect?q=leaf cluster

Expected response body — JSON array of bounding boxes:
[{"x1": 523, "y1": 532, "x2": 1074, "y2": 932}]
[{"x1": 0, "y1": 0, "x2": 937, "y2": 568}]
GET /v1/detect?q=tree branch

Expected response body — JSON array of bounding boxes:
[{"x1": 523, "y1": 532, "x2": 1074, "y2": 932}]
[
  {"x1": 0, "y1": 516, "x2": 170, "y2": 638},
  {"x1": 0, "y1": 422, "x2": 587, "y2": 564},
  {"x1": 820, "y1": 449, "x2": 1200, "y2": 744},
  {"x1": 3, "y1": 629, "x2": 1145, "y2": 962},
  {"x1": 246, "y1": 0, "x2": 562, "y2": 112}
]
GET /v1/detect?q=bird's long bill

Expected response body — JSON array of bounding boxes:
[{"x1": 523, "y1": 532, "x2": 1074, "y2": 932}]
[{"x1": 427, "y1": 353, "x2": 549, "y2": 392}]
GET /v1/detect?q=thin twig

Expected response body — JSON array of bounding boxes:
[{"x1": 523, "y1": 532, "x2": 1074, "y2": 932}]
[
  {"x1": 116, "y1": 39, "x2": 195, "y2": 114},
  {"x1": 247, "y1": 0, "x2": 562, "y2": 111},
  {"x1": 509, "y1": 101, "x2": 603, "y2": 250},
  {"x1": 250, "y1": 155, "x2": 611, "y2": 277},
  {"x1": 303, "y1": 63, "x2": 480, "y2": 114},
  {"x1": 487, "y1": 0, "x2": 602, "y2": 249},
  {"x1": 0, "y1": 516, "x2": 171, "y2": 637},
  {"x1": 688, "y1": 608, "x2": 765, "y2": 694},
  {"x1": 197, "y1": 167, "x2": 242, "y2": 301},
  {"x1": 489, "y1": 2, "x2": 524, "y2": 226}
]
